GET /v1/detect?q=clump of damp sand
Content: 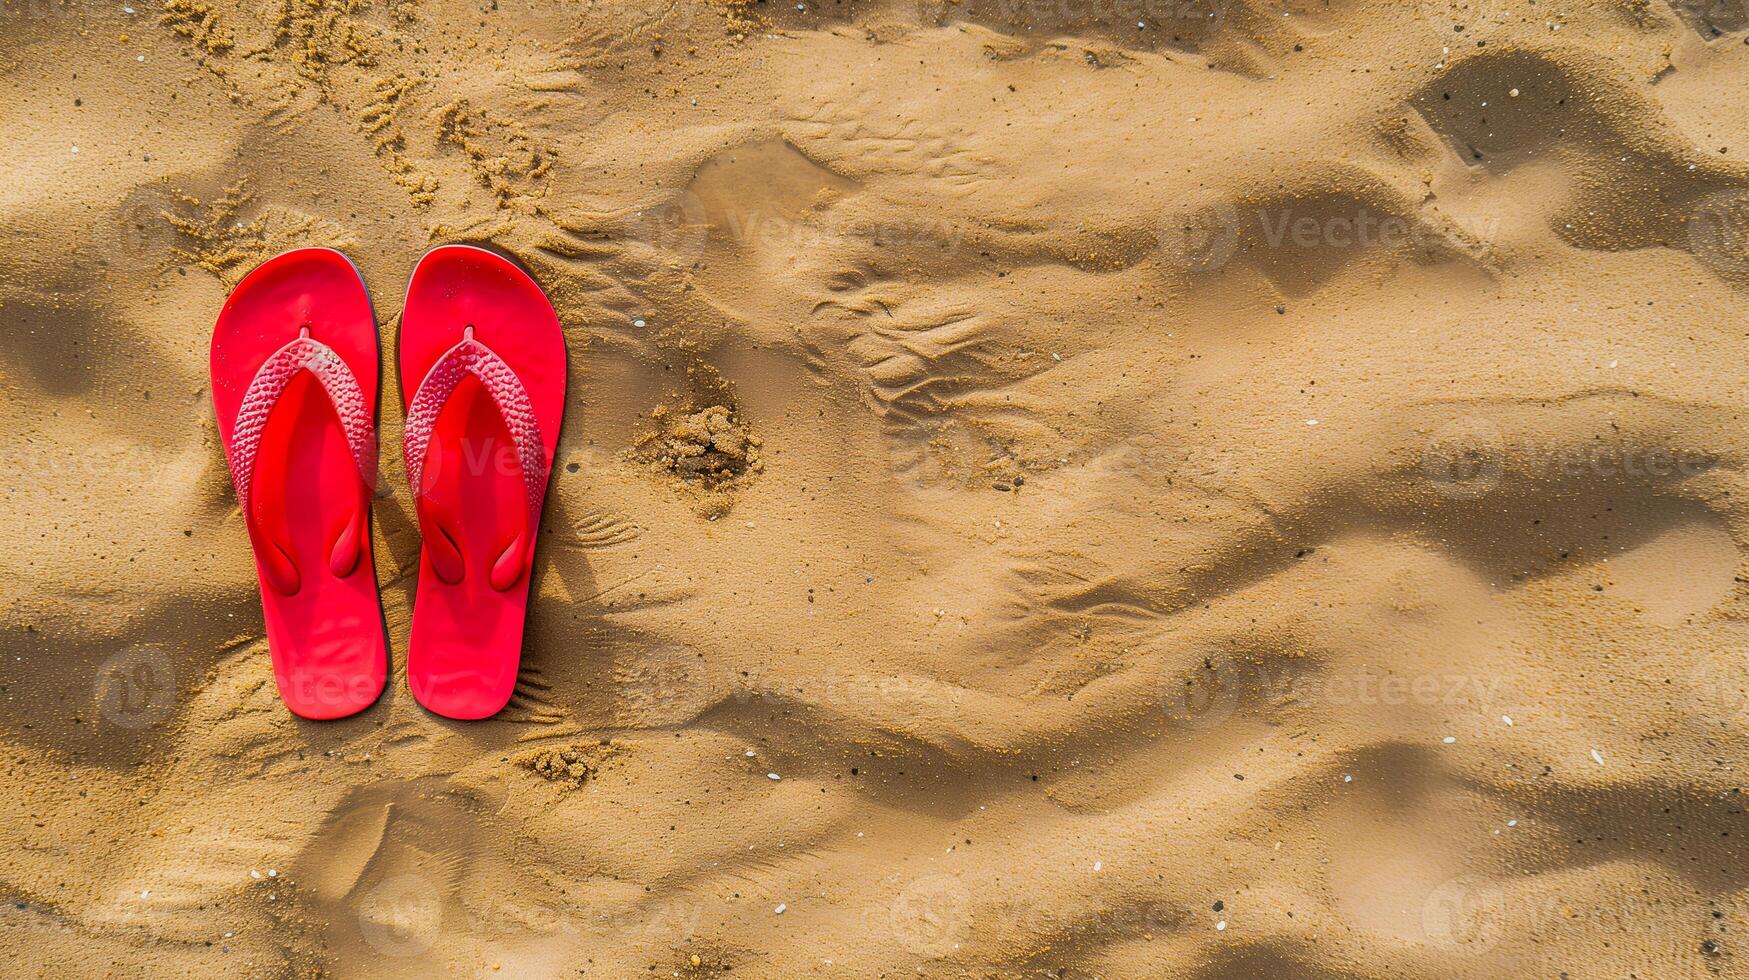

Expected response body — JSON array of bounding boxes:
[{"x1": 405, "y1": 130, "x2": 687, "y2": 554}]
[
  {"x1": 634, "y1": 404, "x2": 763, "y2": 515},
  {"x1": 518, "y1": 741, "x2": 617, "y2": 787}
]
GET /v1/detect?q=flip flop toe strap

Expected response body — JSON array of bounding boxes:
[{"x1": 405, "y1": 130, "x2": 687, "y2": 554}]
[
  {"x1": 228, "y1": 332, "x2": 377, "y2": 594},
  {"x1": 403, "y1": 331, "x2": 548, "y2": 590}
]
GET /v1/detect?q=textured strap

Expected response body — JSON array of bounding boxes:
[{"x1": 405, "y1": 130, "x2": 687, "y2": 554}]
[
  {"x1": 402, "y1": 328, "x2": 548, "y2": 519},
  {"x1": 228, "y1": 330, "x2": 376, "y2": 508}
]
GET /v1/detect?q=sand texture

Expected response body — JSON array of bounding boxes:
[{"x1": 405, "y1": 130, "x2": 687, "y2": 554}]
[{"x1": 3, "y1": 0, "x2": 1749, "y2": 976}]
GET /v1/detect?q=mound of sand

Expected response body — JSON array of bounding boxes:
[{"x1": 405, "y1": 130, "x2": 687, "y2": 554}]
[{"x1": 1, "y1": 0, "x2": 1746, "y2": 976}]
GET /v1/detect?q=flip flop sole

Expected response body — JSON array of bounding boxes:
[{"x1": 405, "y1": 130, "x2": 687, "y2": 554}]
[
  {"x1": 399, "y1": 245, "x2": 566, "y2": 720},
  {"x1": 211, "y1": 248, "x2": 387, "y2": 719}
]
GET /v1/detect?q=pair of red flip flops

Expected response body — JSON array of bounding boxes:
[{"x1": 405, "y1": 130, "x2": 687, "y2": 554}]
[{"x1": 210, "y1": 246, "x2": 566, "y2": 721}]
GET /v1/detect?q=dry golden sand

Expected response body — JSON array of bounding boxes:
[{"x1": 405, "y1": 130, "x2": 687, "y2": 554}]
[{"x1": 3, "y1": 0, "x2": 1749, "y2": 976}]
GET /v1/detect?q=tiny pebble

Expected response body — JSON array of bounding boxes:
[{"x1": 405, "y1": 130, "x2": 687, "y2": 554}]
[
  {"x1": 1502, "y1": 715, "x2": 1513, "y2": 726},
  {"x1": 1442, "y1": 736, "x2": 1457, "y2": 744},
  {"x1": 633, "y1": 319, "x2": 646, "y2": 328},
  {"x1": 774, "y1": 903, "x2": 786, "y2": 914},
  {"x1": 1591, "y1": 749, "x2": 1605, "y2": 765},
  {"x1": 1215, "y1": 920, "x2": 1227, "y2": 931},
  {"x1": 768, "y1": 773, "x2": 781, "y2": 781}
]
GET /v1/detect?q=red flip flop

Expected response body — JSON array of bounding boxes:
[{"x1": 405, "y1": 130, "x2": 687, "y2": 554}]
[
  {"x1": 211, "y1": 248, "x2": 387, "y2": 719},
  {"x1": 399, "y1": 245, "x2": 566, "y2": 719}
]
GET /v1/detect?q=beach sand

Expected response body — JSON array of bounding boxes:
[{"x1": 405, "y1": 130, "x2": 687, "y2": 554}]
[{"x1": 2, "y1": 0, "x2": 1748, "y2": 975}]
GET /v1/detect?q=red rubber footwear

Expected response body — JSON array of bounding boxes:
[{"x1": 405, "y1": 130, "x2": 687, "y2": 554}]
[
  {"x1": 399, "y1": 245, "x2": 566, "y2": 720},
  {"x1": 211, "y1": 248, "x2": 387, "y2": 719}
]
